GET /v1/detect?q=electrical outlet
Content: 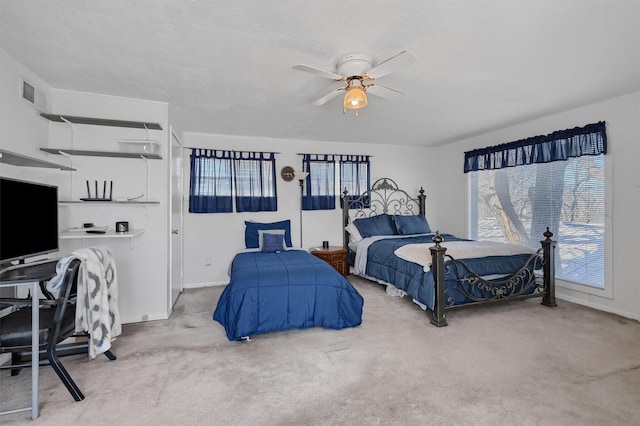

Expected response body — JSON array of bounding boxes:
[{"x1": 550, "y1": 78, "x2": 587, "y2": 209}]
[{"x1": 204, "y1": 257, "x2": 211, "y2": 266}]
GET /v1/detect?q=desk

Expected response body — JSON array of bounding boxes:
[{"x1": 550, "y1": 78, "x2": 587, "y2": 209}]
[{"x1": 0, "y1": 260, "x2": 57, "y2": 420}]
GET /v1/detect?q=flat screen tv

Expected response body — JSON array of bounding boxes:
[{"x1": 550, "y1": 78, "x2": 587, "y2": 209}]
[{"x1": 0, "y1": 177, "x2": 59, "y2": 265}]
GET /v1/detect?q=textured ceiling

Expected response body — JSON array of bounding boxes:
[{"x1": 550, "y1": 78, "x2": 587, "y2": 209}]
[{"x1": 1, "y1": 1, "x2": 639, "y2": 147}]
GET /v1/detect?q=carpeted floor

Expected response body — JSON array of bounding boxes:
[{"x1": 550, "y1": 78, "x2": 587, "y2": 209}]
[{"x1": 2, "y1": 275, "x2": 640, "y2": 425}]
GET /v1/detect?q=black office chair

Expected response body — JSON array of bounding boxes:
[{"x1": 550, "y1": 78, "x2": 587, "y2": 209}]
[{"x1": 0, "y1": 258, "x2": 116, "y2": 401}]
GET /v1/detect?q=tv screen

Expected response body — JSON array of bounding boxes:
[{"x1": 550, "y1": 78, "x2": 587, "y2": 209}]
[{"x1": 0, "y1": 177, "x2": 59, "y2": 264}]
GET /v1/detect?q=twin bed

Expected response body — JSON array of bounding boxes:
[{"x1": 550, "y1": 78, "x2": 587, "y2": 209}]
[
  {"x1": 213, "y1": 220, "x2": 364, "y2": 341},
  {"x1": 213, "y1": 177, "x2": 556, "y2": 340}
]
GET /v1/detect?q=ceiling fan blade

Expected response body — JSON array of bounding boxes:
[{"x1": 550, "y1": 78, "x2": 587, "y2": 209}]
[
  {"x1": 366, "y1": 83, "x2": 405, "y2": 98},
  {"x1": 312, "y1": 88, "x2": 344, "y2": 106},
  {"x1": 292, "y1": 64, "x2": 344, "y2": 80},
  {"x1": 365, "y1": 50, "x2": 417, "y2": 79}
]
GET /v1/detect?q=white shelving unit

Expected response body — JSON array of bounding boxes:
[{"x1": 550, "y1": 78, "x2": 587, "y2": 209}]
[
  {"x1": 40, "y1": 113, "x2": 165, "y2": 242},
  {"x1": 39, "y1": 113, "x2": 163, "y2": 203}
]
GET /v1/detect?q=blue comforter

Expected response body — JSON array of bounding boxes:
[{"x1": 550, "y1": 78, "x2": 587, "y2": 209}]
[
  {"x1": 362, "y1": 234, "x2": 540, "y2": 310},
  {"x1": 213, "y1": 250, "x2": 364, "y2": 341}
]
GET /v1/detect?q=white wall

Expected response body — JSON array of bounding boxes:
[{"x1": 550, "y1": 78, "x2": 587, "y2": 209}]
[
  {"x1": 48, "y1": 89, "x2": 170, "y2": 323},
  {"x1": 0, "y1": 49, "x2": 57, "y2": 301},
  {"x1": 432, "y1": 91, "x2": 640, "y2": 320},
  {"x1": 0, "y1": 48, "x2": 56, "y2": 183},
  {"x1": 1, "y1": 47, "x2": 172, "y2": 324},
  {"x1": 181, "y1": 132, "x2": 433, "y2": 287}
]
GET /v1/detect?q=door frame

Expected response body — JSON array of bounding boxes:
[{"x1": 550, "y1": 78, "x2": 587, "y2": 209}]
[{"x1": 168, "y1": 126, "x2": 184, "y2": 312}]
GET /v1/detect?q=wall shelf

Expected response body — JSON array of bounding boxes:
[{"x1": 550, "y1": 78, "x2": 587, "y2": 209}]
[
  {"x1": 59, "y1": 200, "x2": 159, "y2": 205},
  {"x1": 60, "y1": 228, "x2": 145, "y2": 248},
  {"x1": 0, "y1": 149, "x2": 75, "y2": 171},
  {"x1": 40, "y1": 148, "x2": 162, "y2": 160},
  {"x1": 40, "y1": 113, "x2": 162, "y2": 130},
  {"x1": 60, "y1": 228, "x2": 145, "y2": 239}
]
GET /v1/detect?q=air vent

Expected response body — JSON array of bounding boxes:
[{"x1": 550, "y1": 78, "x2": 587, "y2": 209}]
[{"x1": 20, "y1": 78, "x2": 47, "y2": 112}]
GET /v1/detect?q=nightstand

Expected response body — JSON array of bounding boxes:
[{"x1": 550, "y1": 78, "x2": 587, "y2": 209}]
[{"x1": 310, "y1": 246, "x2": 348, "y2": 276}]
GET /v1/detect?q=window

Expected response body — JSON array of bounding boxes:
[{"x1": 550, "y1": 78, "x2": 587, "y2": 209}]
[
  {"x1": 301, "y1": 154, "x2": 371, "y2": 210},
  {"x1": 189, "y1": 150, "x2": 233, "y2": 213},
  {"x1": 233, "y1": 152, "x2": 277, "y2": 212},
  {"x1": 189, "y1": 149, "x2": 277, "y2": 213},
  {"x1": 302, "y1": 154, "x2": 335, "y2": 210},
  {"x1": 340, "y1": 155, "x2": 370, "y2": 208},
  {"x1": 466, "y1": 122, "x2": 606, "y2": 288}
]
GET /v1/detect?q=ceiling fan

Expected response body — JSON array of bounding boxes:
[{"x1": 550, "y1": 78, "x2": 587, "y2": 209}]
[{"x1": 292, "y1": 50, "x2": 417, "y2": 116}]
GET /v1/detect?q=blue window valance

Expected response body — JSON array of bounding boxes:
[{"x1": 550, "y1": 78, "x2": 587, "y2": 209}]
[{"x1": 463, "y1": 121, "x2": 607, "y2": 173}]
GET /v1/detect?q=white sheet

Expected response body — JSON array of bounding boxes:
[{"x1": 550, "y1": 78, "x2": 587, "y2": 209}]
[{"x1": 394, "y1": 240, "x2": 536, "y2": 272}]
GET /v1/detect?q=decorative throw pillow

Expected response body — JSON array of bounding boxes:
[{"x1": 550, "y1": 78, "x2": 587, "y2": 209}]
[
  {"x1": 244, "y1": 220, "x2": 292, "y2": 248},
  {"x1": 393, "y1": 215, "x2": 431, "y2": 235},
  {"x1": 353, "y1": 214, "x2": 397, "y2": 238},
  {"x1": 262, "y1": 232, "x2": 284, "y2": 253},
  {"x1": 258, "y1": 229, "x2": 286, "y2": 251}
]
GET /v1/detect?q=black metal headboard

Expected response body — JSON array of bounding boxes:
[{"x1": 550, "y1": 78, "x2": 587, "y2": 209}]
[{"x1": 341, "y1": 177, "x2": 426, "y2": 248}]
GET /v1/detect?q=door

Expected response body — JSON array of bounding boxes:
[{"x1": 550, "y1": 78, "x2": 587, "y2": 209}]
[{"x1": 169, "y1": 126, "x2": 184, "y2": 309}]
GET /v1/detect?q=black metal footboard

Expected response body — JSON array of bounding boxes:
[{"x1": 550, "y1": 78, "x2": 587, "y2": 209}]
[
  {"x1": 429, "y1": 228, "x2": 557, "y2": 327},
  {"x1": 341, "y1": 177, "x2": 557, "y2": 327}
]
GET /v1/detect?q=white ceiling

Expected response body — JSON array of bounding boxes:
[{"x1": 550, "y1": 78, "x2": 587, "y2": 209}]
[{"x1": 1, "y1": 1, "x2": 639, "y2": 147}]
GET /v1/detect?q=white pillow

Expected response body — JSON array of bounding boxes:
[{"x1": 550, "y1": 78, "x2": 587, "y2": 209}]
[
  {"x1": 258, "y1": 229, "x2": 287, "y2": 251},
  {"x1": 345, "y1": 223, "x2": 363, "y2": 243}
]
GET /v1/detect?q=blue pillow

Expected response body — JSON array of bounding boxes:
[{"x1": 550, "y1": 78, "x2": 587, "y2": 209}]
[
  {"x1": 393, "y1": 215, "x2": 431, "y2": 235},
  {"x1": 262, "y1": 232, "x2": 284, "y2": 253},
  {"x1": 352, "y1": 214, "x2": 397, "y2": 238},
  {"x1": 245, "y1": 220, "x2": 292, "y2": 248}
]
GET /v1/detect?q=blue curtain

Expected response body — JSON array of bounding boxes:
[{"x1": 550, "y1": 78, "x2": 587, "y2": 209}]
[
  {"x1": 189, "y1": 149, "x2": 233, "y2": 213},
  {"x1": 233, "y1": 152, "x2": 277, "y2": 212},
  {"x1": 463, "y1": 121, "x2": 607, "y2": 173},
  {"x1": 339, "y1": 155, "x2": 370, "y2": 208},
  {"x1": 301, "y1": 154, "x2": 335, "y2": 210}
]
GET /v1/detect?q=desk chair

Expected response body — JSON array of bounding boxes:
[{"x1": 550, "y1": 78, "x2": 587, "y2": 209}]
[{"x1": 0, "y1": 258, "x2": 116, "y2": 401}]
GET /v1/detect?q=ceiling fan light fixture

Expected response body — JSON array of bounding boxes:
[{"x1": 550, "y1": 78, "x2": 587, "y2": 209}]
[
  {"x1": 343, "y1": 85, "x2": 368, "y2": 116},
  {"x1": 293, "y1": 50, "x2": 416, "y2": 116}
]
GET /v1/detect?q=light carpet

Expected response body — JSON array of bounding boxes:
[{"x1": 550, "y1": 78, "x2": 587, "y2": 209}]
[{"x1": 2, "y1": 275, "x2": 640, "y2": 425}]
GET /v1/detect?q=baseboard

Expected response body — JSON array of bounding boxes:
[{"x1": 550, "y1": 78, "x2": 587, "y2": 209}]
[
  {"x1": 556, "y1": 294, "x2": 639, "y2": 322},
  {"x1": 121, "y1": 312, "x2": 169, "y2": 324},
  {"x1": 183, "y1": 281, "x2": 228, "y2": 289}
]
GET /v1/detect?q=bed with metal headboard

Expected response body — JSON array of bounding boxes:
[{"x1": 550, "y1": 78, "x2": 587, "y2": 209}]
[{"x1": 341, "y1": 177, "x2": 556, "y2": 326}]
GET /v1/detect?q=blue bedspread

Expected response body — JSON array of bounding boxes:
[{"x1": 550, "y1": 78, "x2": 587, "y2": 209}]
[
  {"x1": 362, "y1": 234, "x2": 539, "y2": 310},
  {"x1": 213, "y1": 250, "x2": 364, "y2": 341}
]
